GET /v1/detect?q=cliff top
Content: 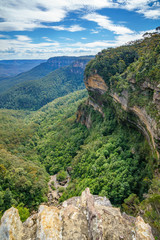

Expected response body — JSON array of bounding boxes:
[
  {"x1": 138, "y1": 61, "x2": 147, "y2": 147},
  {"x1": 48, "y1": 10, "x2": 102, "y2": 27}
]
[{"x1": 0, "y1": 188, "x2": 154, "y2": 240}]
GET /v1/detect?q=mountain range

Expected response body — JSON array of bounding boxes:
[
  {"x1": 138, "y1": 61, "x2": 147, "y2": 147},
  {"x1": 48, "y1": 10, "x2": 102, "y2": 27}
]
[
  {"x1": 0, "y1": 59, "x2": 46, "y2": 77},
  {"x1": 0, "y1": 56, "x2": 93, "y2": 110}
]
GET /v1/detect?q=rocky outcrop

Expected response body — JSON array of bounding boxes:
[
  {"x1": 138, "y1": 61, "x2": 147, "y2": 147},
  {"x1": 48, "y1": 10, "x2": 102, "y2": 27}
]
[
  {"x1": 48, "y1": 174, "x2": 70, "y2": 205},
  {"x1": 47, "y1": 56, "x2": 78, "y2": 68},
  {"x1": 85, "y1": 73, "x2": 108, "y2": 94},
  {"x1": 47, "y1": 56, "x2": 93, "y2": 71},
  {"x1": 84, "y1": 73, "x2": 160, "y2": 158},
  {"x1": 87, "y1": 98, "x2": 105, "y2": 117},
  {"x1": 0, "y1": 188, "x2": 154, "y2": 240},
  {"x1": 153, "y1": 84, "x2": 160, "y2": 109},
  {"x1": 77, "y1": 103, "x2": 92, "y2": 128},
  {"x1": 70, "y1": 59, "x2": 91, "y2": 74},
  {"x1": 0, "y1": 207, "x2": 23, "y2": 240},
  {"x1": 76, "y1": 97, "x2": 104, "y2": 128}
]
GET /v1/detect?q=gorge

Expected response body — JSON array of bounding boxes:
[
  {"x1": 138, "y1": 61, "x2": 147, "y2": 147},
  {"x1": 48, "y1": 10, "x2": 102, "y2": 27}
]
[{"x1": 0, "y1": 34, "x2": 160, "y2": 239}]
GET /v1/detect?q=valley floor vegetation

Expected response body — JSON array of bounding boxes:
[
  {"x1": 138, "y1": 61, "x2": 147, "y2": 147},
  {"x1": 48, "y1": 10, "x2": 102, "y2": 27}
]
[
  {"x1": 0, "y1": 34, "x2": 160, "y2": 238},
  {"x1": 0, "y1": 90, "x2": 159, "y2": 237}
]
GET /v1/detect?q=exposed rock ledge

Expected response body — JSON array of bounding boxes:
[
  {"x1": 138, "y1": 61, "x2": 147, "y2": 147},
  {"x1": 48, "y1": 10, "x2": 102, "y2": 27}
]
[
  {"x1": 0, "y1": 188, "x2": 154, "y2": 240},
  {"x1": 85, "y1": 73, "x2": 108, "y2": 94}
]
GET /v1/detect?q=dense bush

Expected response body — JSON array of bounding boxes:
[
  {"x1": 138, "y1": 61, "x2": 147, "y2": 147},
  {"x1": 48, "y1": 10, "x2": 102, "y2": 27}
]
[
  {"x1": 0, "y1": 89, "x2": 152, "y2": 210},
  {"x1": 57, "y1": 170, "x2": 68, "y2": 182},
  {"x1": 0, "y1": 90, "x2": 87, "y2": 217},
  {"x1": 0, "y1": 149, "x2": 49, "y2": 211},
  {"x1": 59, "y1": 104, "x2": 152, "y2": 205}
]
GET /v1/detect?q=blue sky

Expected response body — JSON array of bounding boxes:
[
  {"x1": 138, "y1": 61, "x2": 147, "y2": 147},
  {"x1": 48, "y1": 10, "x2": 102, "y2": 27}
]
[{"x1": 0, "y1": 0, "x2": 160, "y2": 59}]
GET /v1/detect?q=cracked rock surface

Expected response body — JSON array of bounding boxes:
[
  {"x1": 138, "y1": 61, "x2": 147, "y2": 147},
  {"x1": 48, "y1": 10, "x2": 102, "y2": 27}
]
[{"x1": 0, "y1": 188, "x2": 154, "y2": 240}]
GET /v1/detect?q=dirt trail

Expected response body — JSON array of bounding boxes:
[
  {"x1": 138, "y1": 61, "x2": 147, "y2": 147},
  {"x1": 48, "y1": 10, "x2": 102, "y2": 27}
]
[{"x1": 47, "y1": 173, "x2": 70, "y2": 205}]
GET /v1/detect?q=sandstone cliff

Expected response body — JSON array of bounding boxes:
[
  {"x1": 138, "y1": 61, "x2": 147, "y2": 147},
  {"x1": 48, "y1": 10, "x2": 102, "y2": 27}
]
[
  {"x1": 82, "y1": 34, "x2": 160, "y2": 159},
  {"x1": 83, "y1": 73, "x2": 160, "y2": 158},
  {"x1": 0, "y1": 188, "x2": 154, "y2": 240}
]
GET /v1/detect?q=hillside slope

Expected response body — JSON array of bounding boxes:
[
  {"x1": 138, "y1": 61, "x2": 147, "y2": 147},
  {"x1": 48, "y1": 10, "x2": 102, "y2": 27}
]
[
  {"x1": 0, "y1": 58, "x2": 92, "y2": 110},
  {"x1": 0, "y1": 87, "x2": 159, "y2": 237},
  {"x1": 78, "y1": 33, "x2": 160, "y2": 237},
  {"x1": 0, "y1": 90, "x2": 88, "y2": 216},
  {"x1": 0, "y1": 56, "x2": 93, "y2": 94}
]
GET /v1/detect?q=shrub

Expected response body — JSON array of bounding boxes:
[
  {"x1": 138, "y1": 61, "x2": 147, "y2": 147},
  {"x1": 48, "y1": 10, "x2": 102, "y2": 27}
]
[
  {"x1": 16, "y1": 203, "x2": 30, "y2": 222},
  {"x1": 57, "y1": 170, "x2": 68, "y2": 183},
  {"x1": 58, "y1": 187, "x2": 65, "y2": 193}
]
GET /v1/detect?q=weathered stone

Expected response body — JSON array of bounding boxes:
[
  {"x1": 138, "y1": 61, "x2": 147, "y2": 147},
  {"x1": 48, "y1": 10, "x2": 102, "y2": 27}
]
[
  {"x1": 0, "y1": 207, "x2": 23, "y2": 240},
  {"x1": 85, "y1": 74, "x2": 108, "y2": 94},
  {"x1": 135, "y1": 216, "x2": 155, "y2": 240},
  {"x1": 77, "y1": 106, "x2": 92, "y2": 128},
  {"x1": 36, "y1": 205, "x2": 62, "y2": 240},
  {"x1": 22, "y1": 214, "x2": 37, "y2": 240},
  {"x1": 0, "y1": 189, "x2": 154, "y2": 240},
  {"x1": 87, "y1": 98, "x2": 105, "y2": 117}
]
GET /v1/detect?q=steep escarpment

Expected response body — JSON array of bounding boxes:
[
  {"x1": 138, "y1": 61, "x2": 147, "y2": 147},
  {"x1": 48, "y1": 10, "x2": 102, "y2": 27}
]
[
  {"x1": 76, "y1": 33, "x2": 160, "y2": 238},
  {"x1": 0, "y1": 188, "x2": 154, "y2": 240},
  {"x1": 83, "y1": 34, "x2": 160, "y2": 159},
  {"x1": 84, "y1": 73, "x2": 159, "y2": 158}
]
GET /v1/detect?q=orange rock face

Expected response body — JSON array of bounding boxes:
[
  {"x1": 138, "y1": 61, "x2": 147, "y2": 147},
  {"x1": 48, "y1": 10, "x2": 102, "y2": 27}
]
[
  {"x1": 84, "y1": 73, "x2": 160, "y2": 158},
  {"x1": 85, "y1": 74, "x2": 108, "y2": 93}
]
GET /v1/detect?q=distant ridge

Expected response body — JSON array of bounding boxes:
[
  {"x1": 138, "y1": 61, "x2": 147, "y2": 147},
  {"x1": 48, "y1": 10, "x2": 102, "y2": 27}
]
[
  {"x1": 0, "y1": 56, "x2": 93, "y2": 110},
  {"x1": 0, "y1": 56, "x2": 94, "y2": 94},
  {"x1": 0, "y1": 59, "x2": 46, "y2": 77}
]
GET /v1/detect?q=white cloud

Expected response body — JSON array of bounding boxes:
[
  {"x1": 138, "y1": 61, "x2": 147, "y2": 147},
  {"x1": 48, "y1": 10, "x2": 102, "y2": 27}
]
[
  {"x1": 59, "y1": 37, "x2": 73, "y2": 41},
  {"x1": 0, "y1": 34, "x2": 9, "y2": 39},
  {"x1": 83, "y1": 41, "x2": 116, "y2": 48},
  {"x1": 91, "y1": 29, "x2": 99, "y2": 34},
  {"x1": 0, "y1": 28, "x2": 156, "y2": 59},
  {"x1": 116, "y1": 0, "x2": 151, "y2": 10},
  {"x1": 138, "y1": 8, "x2": 160, "y2": 19},
  {"x1": 117, "y1": 0, "x2": 160, "y2": 19},
  {"x1": 72, "y1": 28, "x2": 156, "y2": 49},
  {"x1": 0, "y1": 37, "x2": 60, "y2": 59},
  {"x1": 42, "y1": 37, "x2": 52, "y2": 42},
  {"x1": 83, "y1": 13, "x2": 133, "y2": 35},
  {"x1": 0, "y1": 0, "x2": 159, "y2": 33},
  {"x1": 0, "y1": 1, "x2": 66, "y2": 31},
  {"x1": 52, "y1": 24, "x2": 85, "y2": 32},
  {"x1": 0, "y1": 0, "x2": 116, "y2": 31},
  {"x1": 15, "y1": 35, "x2": 32, "y2": 42},
  {"x1": 68, "y1": 25, "x2": 85, "y2": 32},
  {"x1": 0, "y1": 0, "x2": 159, "y2": 59},
  {"x1": 0, "y1": 21, "x2": 46, "y2": 32}
]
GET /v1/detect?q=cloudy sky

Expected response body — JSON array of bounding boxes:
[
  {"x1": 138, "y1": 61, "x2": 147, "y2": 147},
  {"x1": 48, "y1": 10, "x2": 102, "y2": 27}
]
[{"x1": 0, "y1": 0, "x2": 160, "y2": 59}]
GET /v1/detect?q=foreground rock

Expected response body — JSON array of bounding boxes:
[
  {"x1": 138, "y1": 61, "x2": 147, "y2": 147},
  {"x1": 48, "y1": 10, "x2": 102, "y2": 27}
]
[{"x1": 0, "y1": 188, "x2": 154, "y2": 240}]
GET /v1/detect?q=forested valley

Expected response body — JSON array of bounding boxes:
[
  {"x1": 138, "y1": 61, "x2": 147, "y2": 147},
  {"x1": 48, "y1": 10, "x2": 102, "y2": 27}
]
[{"x1": 0, "y1": 34, "x2": 160, "y2": 238}]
